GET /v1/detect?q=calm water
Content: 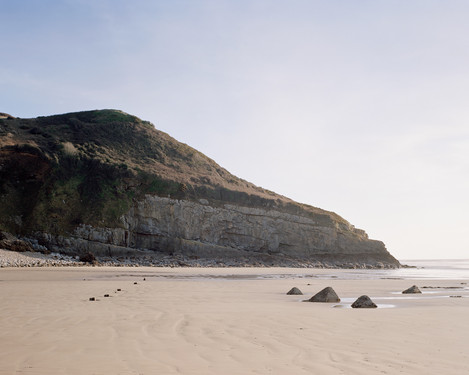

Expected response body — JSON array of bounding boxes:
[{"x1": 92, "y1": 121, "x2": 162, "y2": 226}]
[
  {"x1": 395, "y1": 259, "x2": 469, "y2": 280},
  {"x1": 319, "y1": 259, "x2": 469, "y2": 280}
]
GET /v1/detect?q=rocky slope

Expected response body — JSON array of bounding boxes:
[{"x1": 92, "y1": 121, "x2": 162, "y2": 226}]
[{"x1": 0, "y1": 110, "x2": 400, "y2": 268}]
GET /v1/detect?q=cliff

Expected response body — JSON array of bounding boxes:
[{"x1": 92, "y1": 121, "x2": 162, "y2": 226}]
[{"x1": 0, "y1": 110, "x2": 400, "y2": 268}]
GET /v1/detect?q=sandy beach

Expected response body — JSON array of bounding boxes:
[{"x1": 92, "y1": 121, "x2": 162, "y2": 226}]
[{"x1": 0, "y1": 266, "x2": 468, "y2": 375}]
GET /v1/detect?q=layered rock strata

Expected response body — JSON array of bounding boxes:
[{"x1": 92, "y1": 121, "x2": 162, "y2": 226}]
[{"x1": 42, "y1": 195, "x2": 399, "y2": 268}]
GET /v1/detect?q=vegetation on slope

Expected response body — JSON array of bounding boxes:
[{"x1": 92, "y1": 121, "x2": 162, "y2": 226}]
[{"x1": 0, "y1": 109, "x2": 346, "y2": 236}]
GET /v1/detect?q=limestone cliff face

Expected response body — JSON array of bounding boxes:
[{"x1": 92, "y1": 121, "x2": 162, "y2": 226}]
[
  {"x1": 64, "y1": 195, "x2": 398, "y2": 267},
  {"x1": 0, "y1": 110, "x2": 400, "y2": 267}
]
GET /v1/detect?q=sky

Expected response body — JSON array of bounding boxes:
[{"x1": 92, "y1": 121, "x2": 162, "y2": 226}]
[{"x1": 1, "y1": 0, "x2": 469, "y2": 260}]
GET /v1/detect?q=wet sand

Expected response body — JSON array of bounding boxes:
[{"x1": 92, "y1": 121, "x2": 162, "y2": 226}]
[{"x1": 0, "y1": 267, "x2": 468, "y2": 374}]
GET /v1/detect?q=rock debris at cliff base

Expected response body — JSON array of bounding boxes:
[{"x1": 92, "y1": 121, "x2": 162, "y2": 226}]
[{"x1": 0, "y1": 248, "x2": 397, "y2": 269}]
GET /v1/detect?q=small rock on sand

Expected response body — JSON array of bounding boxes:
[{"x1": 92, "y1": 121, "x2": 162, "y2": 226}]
[
  {"x1": 287, "y1": 287, "x2": 303, "y2": 295},
  {"x1": 307, "y1": 287, "x2": 340, "y2": 302},
  {"x1": 351, "y1": 295, "x2": 377, "y2": 308},
  {"x1": 402, "y1": 285, "x2": 422, "y2": 294}
]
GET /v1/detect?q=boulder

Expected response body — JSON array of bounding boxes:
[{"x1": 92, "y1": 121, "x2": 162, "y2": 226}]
[
  {"x1": 0, "y1": 232, "x2": 34, "y2": 252},
  {"x1": 351, "y1": 295, "x2": 377, "y2": 308},
  {"x1": 307, "y1": 287, "x2": 340, "y2": 302},
  {"x1": 0, "y1": 231, "x2": 15, "y2": 241},
  {"x1": 402, "y1": 285, "x2": 422, "y2": 294},
  {"x1": 287, "y1": 287, "x2": 303, "y2": 295},
  {"x1": 79, "y1": 252, "x2": 96, "y2": 264}
]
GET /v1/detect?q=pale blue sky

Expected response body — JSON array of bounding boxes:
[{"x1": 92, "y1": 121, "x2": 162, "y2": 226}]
[{"x1": 2, "y1": 0, "x2": 469, "y2": 259}]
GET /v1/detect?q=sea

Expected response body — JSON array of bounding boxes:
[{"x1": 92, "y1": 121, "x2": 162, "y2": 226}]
[
  {"x1": 395, "y1": 259, "x2": 469, "y2": 280},
  {"x1": 317, "y1": 259, "x2": 469, "y2": 281}
]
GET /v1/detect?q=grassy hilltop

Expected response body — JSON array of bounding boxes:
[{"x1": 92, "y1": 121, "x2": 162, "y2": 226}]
[{"x1": 0, "y1": 109, "x2": 343, "y2": 237}]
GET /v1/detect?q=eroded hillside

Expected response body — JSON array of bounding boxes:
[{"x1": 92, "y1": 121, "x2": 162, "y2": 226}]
[{"x1": 0, "y1": 110, "x2": 400, "y2": 267}]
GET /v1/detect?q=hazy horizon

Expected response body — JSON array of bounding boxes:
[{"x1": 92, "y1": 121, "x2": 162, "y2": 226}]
[{"x1": 2, "y1": 1, "x2": 469, "y2": 260}]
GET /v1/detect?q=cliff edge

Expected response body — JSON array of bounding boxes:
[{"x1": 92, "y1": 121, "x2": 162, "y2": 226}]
[{"x1": 0, "y1": 110, "x2": 400, "y2": 268}]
